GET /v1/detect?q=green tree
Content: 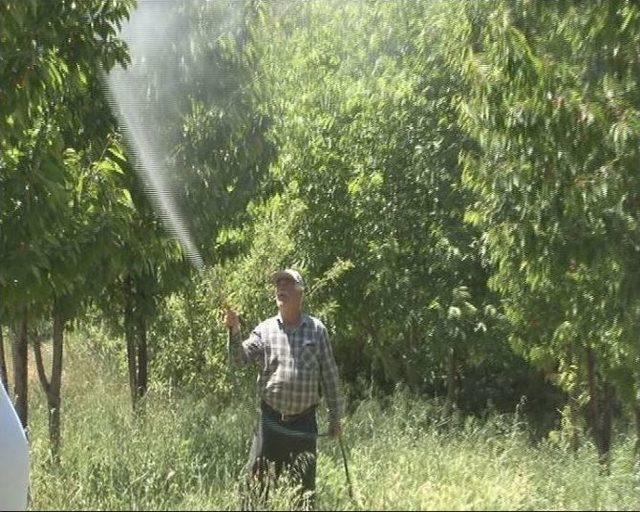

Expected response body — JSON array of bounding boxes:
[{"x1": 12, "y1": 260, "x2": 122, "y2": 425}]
[
  {"x1": 454, "y1": 0, "x2": 640, "y2": 460},
  {"x1": 102, "y1": 0, "x2": 275, "y2": 400},
  {"x1": 246, "y1": 0, "x2": 498, "y2": 406},
  {"x1": 0, "y1": 0, "x2": 134, "y2": 428}
]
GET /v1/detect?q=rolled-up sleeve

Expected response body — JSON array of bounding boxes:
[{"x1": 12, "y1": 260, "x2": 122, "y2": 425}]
[
  {"x1": 228, "y1": 327, "x2": 264, "y2": 367},
  {"x1": 318, "y1": 326, "x2": 343, "y2": 426}
]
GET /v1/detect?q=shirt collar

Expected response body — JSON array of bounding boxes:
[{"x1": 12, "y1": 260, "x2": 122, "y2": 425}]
[{"x1": 276, "y1": 312, "x2": 308, "y2": 329}]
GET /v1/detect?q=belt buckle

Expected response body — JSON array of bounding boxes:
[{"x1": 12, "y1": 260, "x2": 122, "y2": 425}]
[{"x1": 281, "y1": 411, "x2": 297, "y2": 423}]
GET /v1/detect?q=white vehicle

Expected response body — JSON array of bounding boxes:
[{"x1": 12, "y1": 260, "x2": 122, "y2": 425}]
[{"x1": 0, "y1": 383, "x2": 29, "y2": 511}]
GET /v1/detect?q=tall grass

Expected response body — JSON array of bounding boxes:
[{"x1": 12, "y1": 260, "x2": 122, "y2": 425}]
[{"x1": 25, "y1": 336, "x2": 640, "y2": 510}]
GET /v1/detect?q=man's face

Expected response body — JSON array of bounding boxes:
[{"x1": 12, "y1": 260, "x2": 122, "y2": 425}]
[{"x1": 275, "y1": 278, "x2": 302, "y2": 309}]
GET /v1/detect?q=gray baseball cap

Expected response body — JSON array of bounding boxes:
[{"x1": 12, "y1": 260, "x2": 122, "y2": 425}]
[{"x1": 272, "y1": 268, "x2": 305, "y2": 290}]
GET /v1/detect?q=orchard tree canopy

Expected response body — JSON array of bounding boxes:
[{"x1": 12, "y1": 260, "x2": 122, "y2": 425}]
[{"x1": 2, "y1": 0, "x2": 640, "y2": 469}]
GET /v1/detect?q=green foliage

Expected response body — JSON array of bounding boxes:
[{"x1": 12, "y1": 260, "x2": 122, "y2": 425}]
[
  {"x1": 5, "y1": 0, "x2": 640, "y2": 466},
  {"x1": 246, "y1": 0, "x2": 501, "y2": 394},
  {"x1": 0, "y1": 0, "x2": 136, "y2": 318},
  {"x1": 107, "y1": 0, "x2": 275, "y2": 264},
  {"x1": 150, "y1": 192, "x2": 302, "y2": 395},
  {"x1": 453, "y1": 0, "x2": 640, "y2": 413},
  {"x1": 0, "y1": 0, "x2": 132, "y2": 136}
]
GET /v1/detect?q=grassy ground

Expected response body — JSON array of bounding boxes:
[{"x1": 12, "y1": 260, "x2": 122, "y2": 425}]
[{"x1": 21, "y1": 336, "x2": 640, "y2": 510}]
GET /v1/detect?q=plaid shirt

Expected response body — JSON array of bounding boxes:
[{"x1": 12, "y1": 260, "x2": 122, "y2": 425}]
[{"x1": 228, "y1": 313, "x2": 343, "y2": 426}]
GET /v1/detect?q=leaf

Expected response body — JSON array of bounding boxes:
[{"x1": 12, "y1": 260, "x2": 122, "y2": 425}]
[{"x1": 448, "y1": 306, "x2": 462, "y2": 319}]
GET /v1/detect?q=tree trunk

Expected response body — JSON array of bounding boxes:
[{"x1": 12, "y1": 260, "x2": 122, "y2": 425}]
[
  {"x1": 0, "y1": 326, "x2": 8, "y2": 393},
  {"x1": 633, "y1": 371, "x2": 640, "y2": 459},
  {"x1": 33, "y1": 333, "x2": 50, "y2": 396},
  {"x1": 12, "y1": 315, "x2": 29, "y2": 428},
  {"x1": 124, "y1": 275, "x2": 138, "y2": 411},
  {"x1": 49, "y1": 306, "x2": 65, "y2": 460},
  {"x1": 568, "y1": 387, "x2": 581, "y2": 452},
  {"x1": 586, "y1": 347, "x2": 613, "y2": 468},
  {"x1": 635, "y1": 398, "x2": 640, "y2": 457},
  {"x1": 445, "y1": 346, "x2": 458, "y2": 415},
  {"x1": 404, "y1": 321, "x2": 420, "y2": 390},
  {"x1": 136, "y1": 313, "x2": 147, "y2": 400},
  {"x1": 33, "y1": 309, "x2": 65, "y2": 461},
  {"x1": 586, "y1": 347, "x2": 599, "y2": 439},
  {"x1": 599, "y1": 381, "x2": 614, "y2": 469},
  {"x1": 565, "y1": 345, "x2": 580, "y2": 451}
]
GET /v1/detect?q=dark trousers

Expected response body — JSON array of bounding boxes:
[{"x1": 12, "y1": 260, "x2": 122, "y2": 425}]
[{"x1": 242, "y1": 401, "x2": 317, "y2": 510}]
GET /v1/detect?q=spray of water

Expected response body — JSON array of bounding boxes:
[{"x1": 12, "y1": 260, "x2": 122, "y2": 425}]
[{"x1": 105, "y1": 0, "x2": 246, "y2": 269}]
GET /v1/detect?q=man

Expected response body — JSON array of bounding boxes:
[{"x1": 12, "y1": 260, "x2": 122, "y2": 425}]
[{"x1": 225, "y1": 268, "x2": 343, "y2": 509}]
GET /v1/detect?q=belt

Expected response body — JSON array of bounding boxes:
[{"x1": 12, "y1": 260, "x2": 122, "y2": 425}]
[{"x1": 261, "y1": 400, "x2": 317, "y2": 423}]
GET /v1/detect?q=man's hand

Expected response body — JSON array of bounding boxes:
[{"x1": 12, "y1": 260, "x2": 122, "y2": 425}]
[
  {"x1": 224, "y1": 308, "x2": 241, "y2": 336},
  {"x1": 329, "y1": 421, "x2": 343, "y2": 439}
]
